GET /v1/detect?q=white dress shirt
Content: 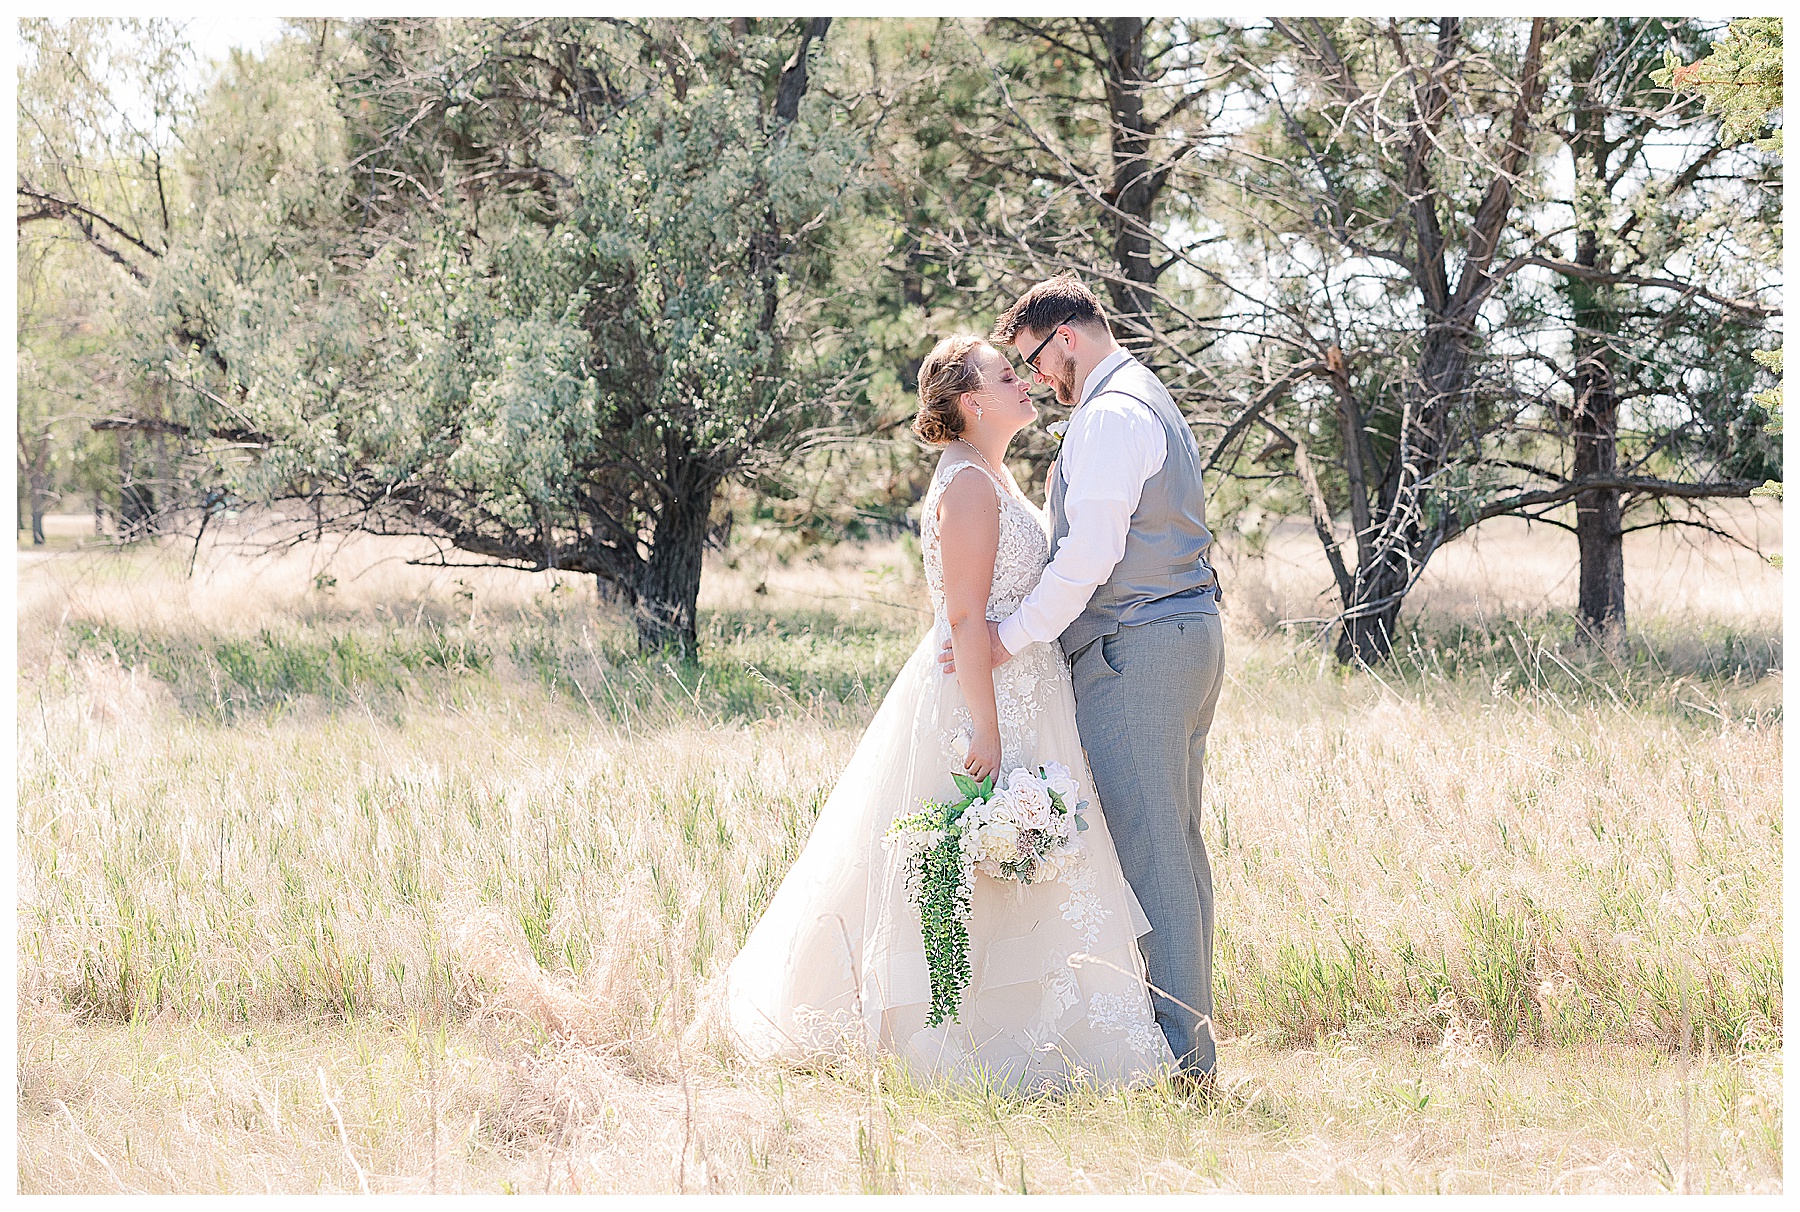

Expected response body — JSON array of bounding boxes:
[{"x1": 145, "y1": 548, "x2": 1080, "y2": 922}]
[{"x1": 998, "y1": 349, "x2": 1166, "y2": 656}]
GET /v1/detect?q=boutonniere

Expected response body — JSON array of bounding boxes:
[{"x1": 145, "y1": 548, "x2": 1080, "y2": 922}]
[{"x1": 1047, "y1": 420, "x2": 1069, "y2": 444}]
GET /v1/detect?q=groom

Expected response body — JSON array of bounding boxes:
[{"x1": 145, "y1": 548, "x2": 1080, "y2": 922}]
[{"x1": 944, "y1": 274, "x2": 1225, "y2": 1084}]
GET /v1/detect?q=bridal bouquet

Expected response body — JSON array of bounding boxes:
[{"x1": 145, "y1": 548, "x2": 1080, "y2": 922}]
[{"x1": 883, "y1": 762, "x2": 1090, "y2": 1026}]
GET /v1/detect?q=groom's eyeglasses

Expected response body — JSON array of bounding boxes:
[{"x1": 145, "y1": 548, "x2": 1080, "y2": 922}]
[{"x1": 1023, "y1": 309, "x2": 1082, "y2": 374}]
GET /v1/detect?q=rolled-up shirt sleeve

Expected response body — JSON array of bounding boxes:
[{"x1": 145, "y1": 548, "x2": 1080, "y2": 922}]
[{"x1": 997, "y1": 396, "x2": 1165, "y2": 655}]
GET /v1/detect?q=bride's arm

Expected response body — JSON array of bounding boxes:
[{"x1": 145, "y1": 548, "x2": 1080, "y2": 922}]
[{"x1": 936, "y1": 469, "x2": 1004, "y2": 783}]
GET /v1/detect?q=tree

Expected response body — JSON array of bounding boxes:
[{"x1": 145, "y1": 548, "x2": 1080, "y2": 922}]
[
  {"x1": 16, "y1": 248, "x2": 124, "y2": 545},
  {"x1": 868, "y1": 20, "x2": 1240, "y2": 395},
  {"x1": 802, "y1": 15, "x2": 1291, "y2": 534},
  {"x1": 962, "y1": 20, "x2": 1227, "y2": 357},
  {"x1": 23, "y1": 17, "x2": 1779, "y2": 654},
  {"x1": 1184, "y1": 19, "x2": 1559, "y2": 661},
  {"x1": 16, "y1": 18, "x2": 203, "y2": 540},
  {"x1": 1515, "y1": 19, "x2": 1782, "y2": 639},
  {"x1": 1657, "y1": 18, "x2": 1784, "y2": 533},
  {"x1": 1186, "y1": 18, "x2": 1778, "y2": 661},
  {"x1": 51, "y1": 18, "x2": 872, "y2": 656}
]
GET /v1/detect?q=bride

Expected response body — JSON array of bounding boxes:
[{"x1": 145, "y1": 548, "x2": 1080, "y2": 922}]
[{"x1": 725, "y1": 335, "x2": 1172, "y2": 1091}]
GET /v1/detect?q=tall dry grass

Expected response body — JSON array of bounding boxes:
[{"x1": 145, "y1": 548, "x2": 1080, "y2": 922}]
[{"x1": 15, "y1": 504, "x2": 1783, "y2": 1192}]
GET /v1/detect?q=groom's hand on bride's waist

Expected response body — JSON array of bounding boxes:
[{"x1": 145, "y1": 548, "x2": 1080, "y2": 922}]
[{"x1": 938, "y1": 620, "x2": 1012, "y2": 675}]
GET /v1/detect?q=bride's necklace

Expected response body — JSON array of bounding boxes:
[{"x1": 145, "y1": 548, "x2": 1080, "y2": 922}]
[{"x1": 959, "y1": 442, "x2": 1021, "y2": 502}]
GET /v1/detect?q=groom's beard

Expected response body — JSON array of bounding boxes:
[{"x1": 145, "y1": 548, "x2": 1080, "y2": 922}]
[{"x1": 1048, "y1": 351, "x2": 1079, "y2": 407}]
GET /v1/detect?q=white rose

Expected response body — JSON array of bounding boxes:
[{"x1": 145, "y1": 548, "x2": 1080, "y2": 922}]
[
  {"x1": 1041, "y1": 762, "x2": 1079, "y2": 803},
  {"x1": 1008, "y1": 779, "x2": 1054, "y2": 829},
  {"x1": 980, "y1": 820, "x2": 1020, "y2": 863}
]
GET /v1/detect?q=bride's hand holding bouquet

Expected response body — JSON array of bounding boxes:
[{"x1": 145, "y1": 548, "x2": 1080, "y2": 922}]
[{"x1": 960, "y1": 724, "x2": 1001, "y2": 784}]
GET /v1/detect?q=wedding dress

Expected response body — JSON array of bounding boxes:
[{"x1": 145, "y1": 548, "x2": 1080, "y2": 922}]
[{"x1": 725, "y1": 454, "x2": 1174, "y2": 1091}]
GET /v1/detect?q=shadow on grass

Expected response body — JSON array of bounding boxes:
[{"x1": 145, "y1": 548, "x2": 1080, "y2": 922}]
[
  {"x1": 1262, "y1": 608, "x2": 1781, "y2": 723},
  {"x1": 52, "y1": 603, "x2": 925, "y2": 727},
  {"x1": 48, "y1": 596, "x2": 1781, "y2": 728}
]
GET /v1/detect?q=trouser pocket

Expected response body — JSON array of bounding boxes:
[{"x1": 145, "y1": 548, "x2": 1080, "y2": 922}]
[
  {"x1": 1072, "y1": 638, "x2": 1122, "y2": 691},
  {"x1": 1096, "y1": 633, "x2": 1124, "y2": 677}
]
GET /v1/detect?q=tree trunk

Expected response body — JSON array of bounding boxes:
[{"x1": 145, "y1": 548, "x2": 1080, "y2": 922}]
[
  {"x1": 1569, "y1": 53, "x2": 1626, "y2": 642},
  {"x1": 116, "y1": 432, "x2": 155, "y2": 537},
  {"x1": 25, "y1": 435, "x2": 51, "y2": 545},
  {"x1": 1330, "y1": 324, "x2": 1465, "y2": 664},
  {"x1": 634, "y1": 475, "x2": 718, "y2": 658},
  {"x1": 773, "y1": 18, "x2": 831, "y2": 123},
  {"x1": 1335, "y1": 551, "x2": 1407, "y2": 664},
  {"x1": 153, "y1": 428, "x2": 171, "y2": 522},
  {"x1": 1571, "y1": 276, "x2": 1625, "y2": 639},
  {"x1": 1327, "y1": 348, "x2": 1374, "y2": 567},
  {"x1": 1101, "y1": 18, "x2": 1159, "y2": 352},
  {"x1": 1573, "y1": 409, "x2": 1625, "y2": 640}
]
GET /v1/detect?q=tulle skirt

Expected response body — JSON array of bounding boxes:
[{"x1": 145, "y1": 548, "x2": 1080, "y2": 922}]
[{"x1": 725, "y1": 620, "x2": 1174, "y2": 1092}]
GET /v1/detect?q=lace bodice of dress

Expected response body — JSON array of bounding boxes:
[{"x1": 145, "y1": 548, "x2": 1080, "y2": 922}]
[{"x1": 920, "y1": 458, "x2": 1050, "y2": 626}]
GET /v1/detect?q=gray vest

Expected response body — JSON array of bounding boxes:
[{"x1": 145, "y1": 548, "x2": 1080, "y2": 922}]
[{"x1": 1049, "y1": 356, "x2": 1219, "y2": 657}]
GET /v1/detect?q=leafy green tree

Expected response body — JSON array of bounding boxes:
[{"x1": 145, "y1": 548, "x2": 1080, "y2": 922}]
[
  {"x1": 1192, "y1": 19, "x2": 1567, "y2": 662},
  {"x1": 16, "y1": 242, "x2": 128, "y2": 544},
  {"x1": 16, "y1": 18, "x2": 203, "y2": 540},
  {"x1": 852, "y1": 20, "x2": 1238, "y2": 399},
  {"x1": 1657, "y1": 18, "x2": 1783, "y2": 535},
  {"x1": 1485, "y1": 18, "x2": 1783, "y2": 639},
  {"x1": 58, "y1": 18, "x2": 871, "y2": 656},
  {"x1": 1662, "y1": 17, "x2": 1784, "y2": 154},
  {"x1": 1179, "y1": 18, "x2": 1778, "y2": 660}
]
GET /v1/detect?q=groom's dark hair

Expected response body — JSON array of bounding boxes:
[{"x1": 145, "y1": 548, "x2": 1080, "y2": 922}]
[{"x1": 990, "y1": 274, "x2": 1109, "y2": 345}]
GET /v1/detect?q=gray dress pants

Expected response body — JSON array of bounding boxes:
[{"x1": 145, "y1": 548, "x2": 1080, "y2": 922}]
[{"x1": 1069, "y1": 612, "x2": 1224, "y2": 1074}]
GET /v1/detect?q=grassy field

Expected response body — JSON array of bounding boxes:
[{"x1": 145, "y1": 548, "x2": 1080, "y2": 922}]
[{"x1": 15, "y1": 505, "x2": 1784, "y2": 1193}]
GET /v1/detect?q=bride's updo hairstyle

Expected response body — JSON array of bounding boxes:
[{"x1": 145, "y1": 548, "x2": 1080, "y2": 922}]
[{"x1": 912, "y1": 334, "x2": 987, "y2": 446}]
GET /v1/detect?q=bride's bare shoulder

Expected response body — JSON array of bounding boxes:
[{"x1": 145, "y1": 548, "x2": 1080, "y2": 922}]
[{"x1": 932, "y1": 451, "x2": 1001, "y2": 520}]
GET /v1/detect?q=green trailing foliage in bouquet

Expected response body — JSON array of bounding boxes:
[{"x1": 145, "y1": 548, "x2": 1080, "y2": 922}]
[
  {"x1": 885, "y1": 772, "x2": 991, "y2": 1028},
  {"x1": 885, "y1": 762, "x2": 1090, "y2": 1027}
]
